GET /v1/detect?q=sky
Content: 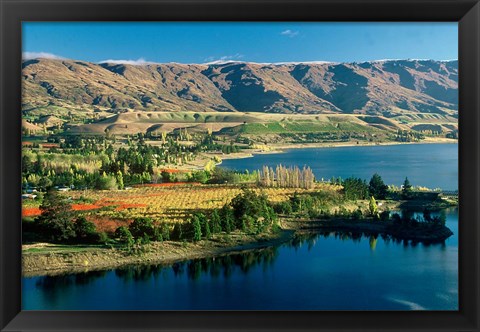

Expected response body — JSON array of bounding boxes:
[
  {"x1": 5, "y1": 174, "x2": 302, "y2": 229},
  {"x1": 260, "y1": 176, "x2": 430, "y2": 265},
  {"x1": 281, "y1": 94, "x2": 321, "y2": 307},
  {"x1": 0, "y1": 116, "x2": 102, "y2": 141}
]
[{"x1": 22, "y1": 22, "x2": 458, "y2": 64}]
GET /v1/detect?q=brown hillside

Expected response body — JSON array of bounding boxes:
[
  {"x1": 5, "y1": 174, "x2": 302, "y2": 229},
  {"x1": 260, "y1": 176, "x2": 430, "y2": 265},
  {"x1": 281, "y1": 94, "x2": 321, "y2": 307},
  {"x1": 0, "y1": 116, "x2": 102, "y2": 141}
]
[{"x1": 22, "y1": 58, "x2": 458, "y2": 118}]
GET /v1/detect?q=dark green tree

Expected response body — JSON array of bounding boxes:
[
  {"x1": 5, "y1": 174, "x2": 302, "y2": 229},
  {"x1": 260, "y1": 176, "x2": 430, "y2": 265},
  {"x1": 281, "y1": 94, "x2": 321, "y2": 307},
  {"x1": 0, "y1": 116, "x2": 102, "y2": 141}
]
[
  {"x1": 153, "y1": 226, "x2": 164, "y2": 242},
  {"x1": 369, "y1": 173, "x2": 388, "y2": 199},
  {"x1": 191, "y1": 215, "x2": 202, "y2": 242},
  {"x1": 210, "y1": 209, "x2": 222, "y2": 234},
  {"x1": 22, "y1": 155, "x2": 35, "y2": 174},
  {"x1": 208, "y1": 167, "x2": 236, "y2": 184},
  {"x1": 230, "y1": 189, "x2": 271, "y2": 221},
  {"x1": 194, "y1": 213, "x2": 211, "y2": 240},
  {"x1": 161, "y1": 224, "x2": 171, "y2": 241},
  {"x1": 38, "y1": 177, "x2": 53, "y2": 191},
  {"x1": 401, "y1": 177, "x2": 413, "y2": 199},
  {"x1": 115, "y1": 226, "x2": 134, "y2": 249},
  {"x1": 128, "y1": 217, "x2": 155, "y2": 239},
  {"x1": 74, "y1": 217, "x2": 98, "y2": 243},
  {"x1": 220, "y1": 205, "x2": 234, "y2": 233},
  {"x1": 36, "y1": 190, "x2": 75, "y2": 242},
  {"x1": 161, "y1": 171, "x2": 174, "y2": 183},
  {"x1": 343, "y1": 177, "x2": 369, "y2": 200},
  {"x1": 172, "y1": 223, "x2": 184, "y2": 241}
]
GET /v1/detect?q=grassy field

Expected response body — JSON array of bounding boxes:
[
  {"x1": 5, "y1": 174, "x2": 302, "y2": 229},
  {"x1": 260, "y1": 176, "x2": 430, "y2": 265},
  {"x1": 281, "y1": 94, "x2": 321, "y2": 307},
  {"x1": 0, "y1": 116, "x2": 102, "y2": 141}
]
[
  {"x1": 221, "y1": 120, "x2": 383, "y2": 135},
  {"x1": 64, "y1": 112, "x2": 413, "y2": 136}
]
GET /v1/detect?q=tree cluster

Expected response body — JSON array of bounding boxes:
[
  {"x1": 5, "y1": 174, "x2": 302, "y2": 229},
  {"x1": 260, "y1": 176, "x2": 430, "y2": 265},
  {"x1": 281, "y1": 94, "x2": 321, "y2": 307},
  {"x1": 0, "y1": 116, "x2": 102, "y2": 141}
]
[
  {"x1": 342, "y1": 177, "x2": 369, "y2": 200},
  {"x1": 259, "y1": 165, "x2": 315, "y2": 189},
  {"x1": 30, "y1": 190, "x2": 104, "y2": 244},
  {"x1": 171, "y1": 189, "x2": 278, "y2": 242},
  {"x1": 394, "y1": 130, "x2": 425, "y2": 142}
]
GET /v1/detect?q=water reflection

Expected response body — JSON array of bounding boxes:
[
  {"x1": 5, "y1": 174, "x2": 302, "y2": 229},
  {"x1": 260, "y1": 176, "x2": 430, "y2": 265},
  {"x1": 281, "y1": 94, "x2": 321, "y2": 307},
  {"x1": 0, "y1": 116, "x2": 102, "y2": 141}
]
[
  {"x1": 112, "y1": 246, "x2": 280, "y2": 283},
  {"x1": 115, "y1": 264, "x2": 165, "y2": 282},
  {"x1": 31, "y1": 226, "x2": 452, "y2": 297},
  {"x1": 33, "y1": 270, "x2": 107, "y2": 305},
  {"x1": 25, "y1": 215, "x2": 458, "y2": 310},
  {"x1": 288, "y1": 230, "x2": 447, "y2": 252}
]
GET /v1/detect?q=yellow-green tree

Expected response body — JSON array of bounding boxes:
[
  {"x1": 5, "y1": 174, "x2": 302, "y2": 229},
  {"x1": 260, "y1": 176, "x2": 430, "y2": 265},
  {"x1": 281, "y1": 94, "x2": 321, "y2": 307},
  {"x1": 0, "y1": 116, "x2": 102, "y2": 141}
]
[{"x1": 368, "y1": 196, "x2": 379, "y2": 219}]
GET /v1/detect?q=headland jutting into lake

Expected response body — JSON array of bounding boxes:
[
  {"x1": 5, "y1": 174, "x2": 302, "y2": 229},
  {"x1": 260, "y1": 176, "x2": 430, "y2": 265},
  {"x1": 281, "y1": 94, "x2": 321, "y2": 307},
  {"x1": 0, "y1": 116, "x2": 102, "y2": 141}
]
[{"x1": 23, "y1": 177, "x2": 456, "y2": 277}]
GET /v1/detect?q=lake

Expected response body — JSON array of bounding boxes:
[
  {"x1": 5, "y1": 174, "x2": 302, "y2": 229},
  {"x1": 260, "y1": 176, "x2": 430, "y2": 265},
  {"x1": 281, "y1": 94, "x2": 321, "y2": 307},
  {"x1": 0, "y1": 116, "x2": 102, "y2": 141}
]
[
  {"x1": 221, "y1": 143, "x2": 458, "y2": 190},
  {"x1": 22, "y1": 143, "x2": 458, "y2": 310}
]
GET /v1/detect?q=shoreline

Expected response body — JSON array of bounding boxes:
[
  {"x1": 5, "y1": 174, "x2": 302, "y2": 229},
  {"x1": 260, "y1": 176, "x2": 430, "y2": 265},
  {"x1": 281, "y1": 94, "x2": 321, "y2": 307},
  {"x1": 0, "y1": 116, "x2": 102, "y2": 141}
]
[
  {"x1": 23, "y1": 216, "x2": 453, "y2": 277},
  {"x1": 149, "y1": 138, "x2": 457, "y2": 172},
  {"x1": 289, "y1": 219, "x2": 454, "y2": 243},
  {"x1": 206, "y1": 138, "x2": 458, "y2": 163},
  {"x1": 22, "y1": 230, "x2": 294, "y2": 277},
  {"x1": 268, "y1": 137, "x2": 457, "y2": 150}
]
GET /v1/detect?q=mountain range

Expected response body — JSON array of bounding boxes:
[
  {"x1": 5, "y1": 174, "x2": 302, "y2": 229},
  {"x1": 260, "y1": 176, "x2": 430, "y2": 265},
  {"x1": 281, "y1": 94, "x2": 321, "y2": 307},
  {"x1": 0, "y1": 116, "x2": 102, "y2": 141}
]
[{"x1": 22, "y1": 58, "x2": 458, "y2": 119}]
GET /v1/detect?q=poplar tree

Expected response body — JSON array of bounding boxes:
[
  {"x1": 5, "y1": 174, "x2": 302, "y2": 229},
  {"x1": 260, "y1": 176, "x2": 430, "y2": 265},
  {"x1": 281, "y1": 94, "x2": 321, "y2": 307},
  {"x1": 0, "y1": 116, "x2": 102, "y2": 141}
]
[{"x1": 368, "y1": 196, "x2": 379, "y2": 218}]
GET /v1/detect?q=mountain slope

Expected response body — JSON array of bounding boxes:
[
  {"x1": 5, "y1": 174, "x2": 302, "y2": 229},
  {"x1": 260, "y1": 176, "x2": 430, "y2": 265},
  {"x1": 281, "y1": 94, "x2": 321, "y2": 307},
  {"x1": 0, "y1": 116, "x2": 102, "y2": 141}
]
[{"x1": 22, "y1": 59, "x2": 458, "y2": 119}]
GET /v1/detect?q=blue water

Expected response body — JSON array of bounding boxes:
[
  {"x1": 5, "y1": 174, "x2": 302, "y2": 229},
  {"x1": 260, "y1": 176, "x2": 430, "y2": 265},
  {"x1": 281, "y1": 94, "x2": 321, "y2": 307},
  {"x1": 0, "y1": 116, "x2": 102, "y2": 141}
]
[
  {"x1": 22, "y1": 209, "x2": 458, "y2": 310},
  {"x1": 23, "y1": 143, "x2": 458, "y2": 310},
  {"x1": 221, "y1": 143, "x2": 458, "y2": 190}
]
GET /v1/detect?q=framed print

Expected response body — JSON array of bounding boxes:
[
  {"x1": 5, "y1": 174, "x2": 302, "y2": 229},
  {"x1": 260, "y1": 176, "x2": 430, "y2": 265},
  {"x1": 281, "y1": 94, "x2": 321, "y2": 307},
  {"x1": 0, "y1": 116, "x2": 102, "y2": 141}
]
[{"x1": 1, "y1": 0, "x2": 479, "y2": 331}]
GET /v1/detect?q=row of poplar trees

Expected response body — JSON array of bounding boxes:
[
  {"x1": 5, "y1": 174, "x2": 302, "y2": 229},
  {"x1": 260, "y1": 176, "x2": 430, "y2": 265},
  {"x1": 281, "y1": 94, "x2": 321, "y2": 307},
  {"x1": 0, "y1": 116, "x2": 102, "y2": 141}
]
[{"x1": 258, "y1": 165, "x2": 315, "y2": 189}]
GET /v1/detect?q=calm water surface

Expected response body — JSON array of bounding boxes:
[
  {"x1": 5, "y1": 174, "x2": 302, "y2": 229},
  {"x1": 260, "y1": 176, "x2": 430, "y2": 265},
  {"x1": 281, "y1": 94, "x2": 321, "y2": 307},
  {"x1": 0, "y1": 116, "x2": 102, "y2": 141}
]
[
  {"x1": 23, "y1": 143, "x2": 458, "y2": 310},
  {"x1": 221, "y1": 143, "x2": 458, "y2": 190}
]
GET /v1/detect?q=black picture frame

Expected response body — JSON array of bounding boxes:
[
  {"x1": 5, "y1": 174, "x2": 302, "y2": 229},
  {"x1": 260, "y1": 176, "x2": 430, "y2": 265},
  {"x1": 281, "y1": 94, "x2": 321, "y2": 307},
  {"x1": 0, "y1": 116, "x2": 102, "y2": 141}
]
[{"x1": 1, "y1": 0, "x2": 479, "y2": 331}]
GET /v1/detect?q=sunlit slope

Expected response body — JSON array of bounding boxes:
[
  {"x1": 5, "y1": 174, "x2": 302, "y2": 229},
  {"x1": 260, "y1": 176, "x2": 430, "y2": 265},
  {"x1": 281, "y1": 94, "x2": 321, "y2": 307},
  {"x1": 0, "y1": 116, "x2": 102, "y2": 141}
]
[
  {"x1": 65, "y1": 112, "x2": 436, "y2": 135},
  {"x1": 23, "y1": 59, "x2": 457, "y2": 119}
]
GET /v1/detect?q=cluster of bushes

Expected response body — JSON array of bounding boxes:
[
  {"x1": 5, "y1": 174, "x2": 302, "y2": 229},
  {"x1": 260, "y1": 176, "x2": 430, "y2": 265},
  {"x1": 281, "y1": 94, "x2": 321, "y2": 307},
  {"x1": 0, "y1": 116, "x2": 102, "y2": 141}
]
[
  {"x1": 342, "y1": 177, "x2": 370, "y2": 200},
  {"x1": 25, "y1": 191, "x2": 108, "y2": 244},
  {"x1": 273, "y1": 191, "x2": 392, "y2": 222},
  {"x1": 341, "y1": 174, "x2": 416, "y2": 201},
  {"x1": 178, "y1": 189, "x2": 278, "y2": 241},
  {"x1": 24, "y1": 216, "x2": 106, "y2": 244},
  {"x1": 394, "y1": 130, "x2": 425, "y2": 142},
  {"x1": 272, "y1": 189, "x2": 447, "y2": 229},
  {"x1": 331, "y1": 173, "x2": 389, "y2": 200},
  {"x1": 113, "y1": 218, "x2": 171, "y2": 250},
  {"x1": 184, "y1": 168, "x2": 258, "y2": 185},
  {"x1": 200, "y1": 135, "x2": 242, "y2": 154},
  {"x1": 273, "y1": 191, "x2": 343, "y2": 219},
  {"x1": 111, "y1": 189, "x2": 279, "y2": 247}
]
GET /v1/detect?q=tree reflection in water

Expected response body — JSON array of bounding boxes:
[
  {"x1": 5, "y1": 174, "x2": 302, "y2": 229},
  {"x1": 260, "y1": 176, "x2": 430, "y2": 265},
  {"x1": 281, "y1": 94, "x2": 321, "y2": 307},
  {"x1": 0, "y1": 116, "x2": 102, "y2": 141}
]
[
  {"x1": 287, "y1": 230, "x2": 446, "y2": 252},
  {"x1": 34, "y1": 270, "x2": 107, "y2": 305},
  {"x1": 33, "y1": 229, "x2": 448, "y2": 293},
  {"x1": 112, "y1": 246, "x2": 280, "y2": 283}
]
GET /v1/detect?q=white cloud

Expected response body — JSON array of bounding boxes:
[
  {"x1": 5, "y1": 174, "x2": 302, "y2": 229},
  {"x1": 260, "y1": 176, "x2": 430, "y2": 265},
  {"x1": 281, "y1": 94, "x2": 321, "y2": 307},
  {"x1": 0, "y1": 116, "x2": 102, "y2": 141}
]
[
  {"x1": 22, "y1": 52, "x2": 66, "y2": 60},
  {"x1": 98, "y1": 58, "x2": 155, "y2": 66},
  {"x1": 280, "y1": 30, "x2": 299, "y2": 38},
  {"x1": 203, "y1": 53, "x2": 244, "y2": 63}
]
